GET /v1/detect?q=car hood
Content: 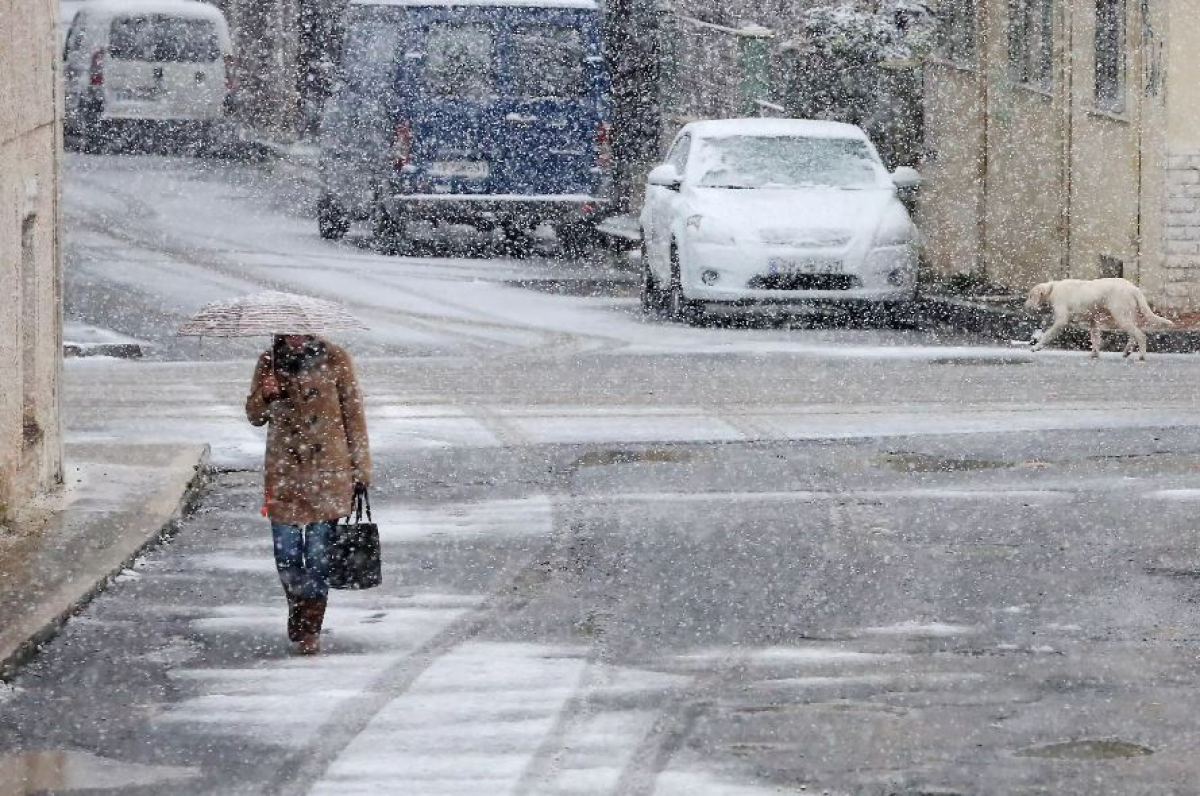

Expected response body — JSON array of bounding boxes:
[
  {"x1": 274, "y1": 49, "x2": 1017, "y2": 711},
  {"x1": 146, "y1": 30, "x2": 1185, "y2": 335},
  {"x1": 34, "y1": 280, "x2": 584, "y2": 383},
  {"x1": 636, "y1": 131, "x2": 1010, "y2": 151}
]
[{"x1": 687, "y1": 186, "x2": 898, "y2": 246}]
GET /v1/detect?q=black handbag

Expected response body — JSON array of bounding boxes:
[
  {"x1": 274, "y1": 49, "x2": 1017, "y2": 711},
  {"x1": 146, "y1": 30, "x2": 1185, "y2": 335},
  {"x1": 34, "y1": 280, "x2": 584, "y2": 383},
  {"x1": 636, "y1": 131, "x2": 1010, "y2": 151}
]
[{"x1": 328, "y1": 488, "x2": 382, "y2": 590}]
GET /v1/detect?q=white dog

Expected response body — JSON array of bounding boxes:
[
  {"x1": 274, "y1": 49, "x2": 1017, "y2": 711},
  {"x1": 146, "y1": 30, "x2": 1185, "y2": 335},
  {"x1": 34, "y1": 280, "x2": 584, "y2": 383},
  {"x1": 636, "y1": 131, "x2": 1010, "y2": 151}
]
[{"x1": 1024, "y1": 277, "x2": 1174, "y2": 361}]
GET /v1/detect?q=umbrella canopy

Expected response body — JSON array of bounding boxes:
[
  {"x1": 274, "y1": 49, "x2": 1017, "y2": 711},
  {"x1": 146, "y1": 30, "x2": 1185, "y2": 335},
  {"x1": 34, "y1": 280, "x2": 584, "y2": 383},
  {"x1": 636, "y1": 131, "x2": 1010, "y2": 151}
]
[{"x1": 178, "y1": 291, "x2": 368, "y2": 338}]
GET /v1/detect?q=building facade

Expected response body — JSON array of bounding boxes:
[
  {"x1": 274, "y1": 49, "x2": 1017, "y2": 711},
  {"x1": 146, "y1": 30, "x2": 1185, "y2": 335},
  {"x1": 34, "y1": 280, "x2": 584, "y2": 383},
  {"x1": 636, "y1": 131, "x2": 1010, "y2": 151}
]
[
  {"x1": 0, "y1": 0, "x2": 65, "y2": 519},
  {"x1": 921, "y1": 0, "x2": 1200, "y2": 308}
]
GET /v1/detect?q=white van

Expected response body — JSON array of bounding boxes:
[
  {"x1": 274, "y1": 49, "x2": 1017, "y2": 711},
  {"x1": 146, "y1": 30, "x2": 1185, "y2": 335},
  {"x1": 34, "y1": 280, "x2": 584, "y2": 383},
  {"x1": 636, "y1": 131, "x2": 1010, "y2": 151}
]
[{"x1": 63, "y1": 0, "x2": 235, "y2": 150}]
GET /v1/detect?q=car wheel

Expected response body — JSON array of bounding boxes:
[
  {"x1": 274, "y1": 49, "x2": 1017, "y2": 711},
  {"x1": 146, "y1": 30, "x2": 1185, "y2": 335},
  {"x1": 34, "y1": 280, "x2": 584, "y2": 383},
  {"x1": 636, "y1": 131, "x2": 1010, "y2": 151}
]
[
  {"x1": 558, "y1": 222, "x2": 599, "y2": 260},
  {"x1": 640, "y1": 244, "x2": 663, "y2": 316},
  {"x1": 318, "y1": 195, "x2": 351, "y2": 241},
  {"x1": 372, "y1": 204, "x2": 410, "y2": 254},
  {"x1": 499, "y1": 222, "x2": 535, "y2": 259},
  {"x1": 78, "y1": 111, "x2": 106, "y2": 155},
  {"x1": 667, "y1": 246, "x2": 702, "y2": 325}
]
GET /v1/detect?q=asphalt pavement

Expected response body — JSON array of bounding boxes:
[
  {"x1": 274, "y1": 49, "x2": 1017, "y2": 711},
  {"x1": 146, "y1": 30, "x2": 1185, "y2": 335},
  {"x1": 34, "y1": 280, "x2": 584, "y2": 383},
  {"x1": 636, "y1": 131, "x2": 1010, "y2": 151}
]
[{"x1": 6, "y1": 150, "x2": 1200, "y2": 794}]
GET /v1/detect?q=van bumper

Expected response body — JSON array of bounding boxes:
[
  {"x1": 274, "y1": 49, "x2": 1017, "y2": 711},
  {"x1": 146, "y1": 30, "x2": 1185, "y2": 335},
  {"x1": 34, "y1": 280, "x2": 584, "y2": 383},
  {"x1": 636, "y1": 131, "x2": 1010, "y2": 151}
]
[{"x1": 383, "y1": 193, "x2": 610, "y2": 227}]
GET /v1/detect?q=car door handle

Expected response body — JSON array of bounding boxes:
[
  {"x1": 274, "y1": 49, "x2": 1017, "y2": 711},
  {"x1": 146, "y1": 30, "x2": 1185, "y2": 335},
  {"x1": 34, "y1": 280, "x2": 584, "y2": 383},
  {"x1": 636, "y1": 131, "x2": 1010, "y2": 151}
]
[{"x1": 505, "y1": 113, "x2": 538, "y2": 124}]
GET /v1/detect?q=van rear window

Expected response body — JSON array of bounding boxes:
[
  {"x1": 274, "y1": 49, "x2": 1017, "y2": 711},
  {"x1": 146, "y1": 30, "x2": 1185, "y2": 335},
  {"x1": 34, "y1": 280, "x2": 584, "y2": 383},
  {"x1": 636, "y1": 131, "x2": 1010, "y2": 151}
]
[
  {"x1": 425, "y1": 23, "x2": 495, "y2": 100},
  {"x1": 109, "y1": 16, "x2": 220, "y2": 63},
  {"x1": 342, "y1": 22, "x2": 402, "y2": 87},
  {"x1": 511, "y1": 26, "x2": 584, "y2": 99}
]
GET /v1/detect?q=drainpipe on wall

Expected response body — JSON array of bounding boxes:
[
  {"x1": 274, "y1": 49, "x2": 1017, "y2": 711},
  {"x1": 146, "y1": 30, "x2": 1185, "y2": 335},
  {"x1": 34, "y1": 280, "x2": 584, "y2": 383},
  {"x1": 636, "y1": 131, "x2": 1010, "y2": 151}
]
[
  {"x1": 1060, "y1": 0, "x2": 1075, "y2": 280},
  {"x1": 737, "y1": 25, "x2": 774, "y2": 116}
]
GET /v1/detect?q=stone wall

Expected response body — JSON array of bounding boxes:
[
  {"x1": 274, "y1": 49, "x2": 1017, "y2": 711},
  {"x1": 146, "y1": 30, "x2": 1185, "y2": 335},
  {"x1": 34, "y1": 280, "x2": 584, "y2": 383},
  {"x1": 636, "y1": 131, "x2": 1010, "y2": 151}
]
[
  {"x1": 0, "y1": 0, "x2": 64, "y2": 519},
  {"x1": 1159, "y1": 151, "x2": 1200, "y2": 308}
]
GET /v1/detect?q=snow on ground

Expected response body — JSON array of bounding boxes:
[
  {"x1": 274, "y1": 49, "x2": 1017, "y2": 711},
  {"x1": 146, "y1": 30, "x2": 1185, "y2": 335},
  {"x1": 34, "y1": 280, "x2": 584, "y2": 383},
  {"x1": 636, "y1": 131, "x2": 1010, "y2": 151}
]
[{"x1": 64, "y1": 155, "x2": 1057, "y2": 363}]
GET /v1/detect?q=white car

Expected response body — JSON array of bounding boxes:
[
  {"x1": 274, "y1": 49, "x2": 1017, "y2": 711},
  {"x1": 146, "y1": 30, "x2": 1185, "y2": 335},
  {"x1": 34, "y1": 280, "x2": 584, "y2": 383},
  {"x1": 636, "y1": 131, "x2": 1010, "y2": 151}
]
[
  {"x1": 639, "y1": 118, "x2": 922, "y2": 323},
  {"x1": 63, "y1": 0, "x2": 235, "y2": 151}
]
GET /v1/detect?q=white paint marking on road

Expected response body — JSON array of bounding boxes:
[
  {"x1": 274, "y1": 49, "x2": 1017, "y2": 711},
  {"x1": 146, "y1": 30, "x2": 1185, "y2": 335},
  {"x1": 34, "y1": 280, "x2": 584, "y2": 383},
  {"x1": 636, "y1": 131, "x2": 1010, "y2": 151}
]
[
  {"x1": 504, "y1": 414, "x2": 746, "y2": 446},
  {"x1": 652, "y1": 769, "x2": 797, "y2": 795},
  {"x1": 582, "y1": 489, "x2": 1072, "y2": 504},
  {"x1": 1145, "y1": 489, "x2": 1200, "y2": 501},
  {"x1": 855, "y1": 621, "x2": 981, "y2": 637},
  {"x1": 371, "y1": 496, "x2": 556, "y2": 543},
  {"x1": 190, "y1": 600, "x2": 469, "y2": 651},
  {"x1": 310, "y1": 643, "x2": 590, "y2": 796}
]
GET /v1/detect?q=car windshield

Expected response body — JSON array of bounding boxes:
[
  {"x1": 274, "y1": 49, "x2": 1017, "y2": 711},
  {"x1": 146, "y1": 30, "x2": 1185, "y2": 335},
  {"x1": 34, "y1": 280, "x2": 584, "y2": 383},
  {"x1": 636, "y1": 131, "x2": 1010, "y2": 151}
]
[
  {"x1": 109, "y1": 15, "x2": 219, "y2": 63},
  {"x1": 694, "y1": 135, "x2": 883, "y2": 189}
]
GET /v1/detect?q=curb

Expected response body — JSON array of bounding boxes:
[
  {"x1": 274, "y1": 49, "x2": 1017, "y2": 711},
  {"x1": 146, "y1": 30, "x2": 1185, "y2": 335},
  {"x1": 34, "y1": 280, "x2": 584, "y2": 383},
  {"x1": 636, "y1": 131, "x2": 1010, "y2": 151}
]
[{"x1": 0, "y1": 445, "x2": 211, "y2": 681}]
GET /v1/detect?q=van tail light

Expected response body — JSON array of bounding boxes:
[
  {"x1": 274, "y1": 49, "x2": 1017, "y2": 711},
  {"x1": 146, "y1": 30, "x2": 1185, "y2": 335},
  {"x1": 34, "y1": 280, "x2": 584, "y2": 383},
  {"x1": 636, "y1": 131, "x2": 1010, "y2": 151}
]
[
  {"x1": 89, "y1": 50, "x2": 105, "y2": 87},
  {"x1": 596, "y1": 122, "x2": 612, "y2": 171},
  {"x1": 224, "y1": 55, "x2": 238, "y2": 91},
  {"x1": 392, "y1": 121, "x2": 412, "y2": 170}
]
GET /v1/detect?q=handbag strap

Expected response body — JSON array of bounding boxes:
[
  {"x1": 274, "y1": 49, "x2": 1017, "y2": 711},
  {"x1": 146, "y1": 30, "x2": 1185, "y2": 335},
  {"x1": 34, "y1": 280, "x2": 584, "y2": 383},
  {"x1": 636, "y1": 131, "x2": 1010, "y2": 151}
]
[{"x1": 352, "y1": 486, "x2": 372, "y2": 524}]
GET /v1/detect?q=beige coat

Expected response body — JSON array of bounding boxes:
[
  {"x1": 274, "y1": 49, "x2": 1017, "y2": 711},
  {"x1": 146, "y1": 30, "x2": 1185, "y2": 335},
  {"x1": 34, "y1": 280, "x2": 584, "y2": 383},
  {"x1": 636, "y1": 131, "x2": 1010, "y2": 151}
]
[{"x1": 245, "y1": 341, "x2": 370, "y2": 525}]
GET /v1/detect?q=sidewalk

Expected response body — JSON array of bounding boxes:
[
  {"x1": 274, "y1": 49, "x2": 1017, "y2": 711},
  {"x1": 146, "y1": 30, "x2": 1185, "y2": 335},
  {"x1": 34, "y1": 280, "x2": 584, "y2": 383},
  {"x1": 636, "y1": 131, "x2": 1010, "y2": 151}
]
[{"x1": 0, "y1": 442, "x2": 209, "y2": 679}]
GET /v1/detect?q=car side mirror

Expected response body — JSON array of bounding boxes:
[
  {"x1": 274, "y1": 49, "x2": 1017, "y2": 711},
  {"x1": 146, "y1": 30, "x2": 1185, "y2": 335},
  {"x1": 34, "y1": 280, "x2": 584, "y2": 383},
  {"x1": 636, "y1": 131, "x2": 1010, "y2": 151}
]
[
  {"x1": 647, "y1": 164, "x2": 683, "y2": 191},
  {"x1": 891, "y1": 166, "x2": 922, "y2": 191}
]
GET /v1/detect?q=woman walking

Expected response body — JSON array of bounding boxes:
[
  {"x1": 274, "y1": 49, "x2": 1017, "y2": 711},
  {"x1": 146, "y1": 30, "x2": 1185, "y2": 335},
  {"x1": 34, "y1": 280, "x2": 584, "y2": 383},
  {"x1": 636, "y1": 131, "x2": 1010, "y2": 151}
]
[{"x1": 245, "y1": 334, "x2": 370, "y2": 655}]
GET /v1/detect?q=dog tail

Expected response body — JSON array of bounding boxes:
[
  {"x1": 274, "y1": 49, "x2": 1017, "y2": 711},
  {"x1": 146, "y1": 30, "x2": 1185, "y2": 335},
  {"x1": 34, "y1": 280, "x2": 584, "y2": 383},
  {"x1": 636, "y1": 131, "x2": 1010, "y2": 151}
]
[{"x1": 1136, "y1": 289, "x2": 1176, "y2": 327}]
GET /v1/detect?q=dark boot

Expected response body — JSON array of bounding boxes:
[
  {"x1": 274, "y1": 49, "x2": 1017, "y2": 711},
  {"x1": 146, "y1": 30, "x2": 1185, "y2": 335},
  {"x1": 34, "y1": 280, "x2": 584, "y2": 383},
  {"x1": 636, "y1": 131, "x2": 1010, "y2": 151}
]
[
  {"x1": 297, "y1": 597, "x2": 327, "y2": 655},
  {"x1": 286, "y1": 595, "x2": 303, "y2": 643}
]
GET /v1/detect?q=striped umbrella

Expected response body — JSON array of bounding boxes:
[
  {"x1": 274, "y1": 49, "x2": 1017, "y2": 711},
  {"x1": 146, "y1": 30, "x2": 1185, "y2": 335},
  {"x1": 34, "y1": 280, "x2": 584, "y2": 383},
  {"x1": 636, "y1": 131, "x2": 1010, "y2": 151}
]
[{"x1": 177, "y1": 291, "x2": 368, "y2": 338}]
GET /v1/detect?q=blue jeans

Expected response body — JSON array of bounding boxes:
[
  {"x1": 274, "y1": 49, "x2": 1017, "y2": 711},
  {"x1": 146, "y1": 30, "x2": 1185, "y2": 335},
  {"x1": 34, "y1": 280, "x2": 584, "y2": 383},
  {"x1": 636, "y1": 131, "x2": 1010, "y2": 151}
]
[{"x1": 272, "y1": 521, "x2": 335, "y2": 599}]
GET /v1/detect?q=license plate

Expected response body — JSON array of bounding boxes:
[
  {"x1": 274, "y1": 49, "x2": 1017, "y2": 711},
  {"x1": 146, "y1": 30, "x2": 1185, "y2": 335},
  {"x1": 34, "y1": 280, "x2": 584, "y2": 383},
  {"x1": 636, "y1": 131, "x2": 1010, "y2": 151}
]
[
  {"x1": 767, "y1": 257, "x2": 843, "y2": 275},
  {"x1": 430, "y1": 161, "x2": 489, "y2": 179},
  {"x1": 115, "y1": 86, "x2": 162, "y2": 101}
]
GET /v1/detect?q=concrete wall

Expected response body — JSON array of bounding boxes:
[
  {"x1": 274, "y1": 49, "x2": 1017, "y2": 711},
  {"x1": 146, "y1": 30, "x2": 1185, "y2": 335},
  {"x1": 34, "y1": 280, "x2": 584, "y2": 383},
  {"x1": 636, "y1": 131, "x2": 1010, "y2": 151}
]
[
  {"x1": 0, "y1": 0, "x2": 65, "y2": 518},
  {"x1": 920, "y1": 0, "x2": 1176, "y2": 303}
]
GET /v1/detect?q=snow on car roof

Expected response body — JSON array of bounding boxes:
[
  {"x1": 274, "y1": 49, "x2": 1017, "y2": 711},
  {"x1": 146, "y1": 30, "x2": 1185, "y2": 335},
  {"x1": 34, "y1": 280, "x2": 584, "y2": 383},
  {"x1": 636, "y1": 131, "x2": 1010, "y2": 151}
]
[
  {"x1": 682, "y1": 119, "x2": 870, "y2": 141},
  {"x1": 352, "y1": 0, "x2": 597, "y2": 8},
  {"x1": 77, "y1": 0, "x2": 228, "y2": 21}
]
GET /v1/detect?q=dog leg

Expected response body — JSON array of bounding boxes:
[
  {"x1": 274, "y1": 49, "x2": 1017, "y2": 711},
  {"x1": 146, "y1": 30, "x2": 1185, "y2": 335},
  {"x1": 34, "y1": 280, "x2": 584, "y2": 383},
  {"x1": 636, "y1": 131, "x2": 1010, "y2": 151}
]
[
  {"x1": 1032, "y1": 319, "x2": 1068, "y2": 352},
  {"x1": 1089, "y1": 319, "x2": 1102, "y2": 359},
  {"x1": 1119, "y1": 322, "x2": 1148, "y2": 361}
]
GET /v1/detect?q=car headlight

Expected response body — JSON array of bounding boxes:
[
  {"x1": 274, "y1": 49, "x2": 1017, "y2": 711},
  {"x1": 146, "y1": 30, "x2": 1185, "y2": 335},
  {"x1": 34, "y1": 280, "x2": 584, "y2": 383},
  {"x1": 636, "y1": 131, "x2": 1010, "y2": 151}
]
[
  {"x1": 688, "y1": 216, "x2": 740, "y2": 244},
  {"x1": 874, "y1": 222, "x2": 915, "y2": 248}
]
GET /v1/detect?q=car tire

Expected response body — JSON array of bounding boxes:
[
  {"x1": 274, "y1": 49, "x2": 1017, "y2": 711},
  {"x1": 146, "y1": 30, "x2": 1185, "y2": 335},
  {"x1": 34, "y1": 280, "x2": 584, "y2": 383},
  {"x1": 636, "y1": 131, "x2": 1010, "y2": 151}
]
[
  {"x1": 78, "y1": 111, "x2": 106, "y2": 155},
  {"x1": 558, "y1": 222, "x2": 599, "y2": 260},
  {"x1": 372, "y1": 204, "x2": 410, "y2": 254},
  {"x1": 318, "y1": 195, "x2": 351, "y2": 241},
  {"x1": 499, "y1": 222, "x2": 535, "y2": 259},
  {"x1": 640, "y1": 244, "x2": 663, "y2": 316},
  {"x1": 667, "y1": 245, "x2": 703, "y2": 325}
]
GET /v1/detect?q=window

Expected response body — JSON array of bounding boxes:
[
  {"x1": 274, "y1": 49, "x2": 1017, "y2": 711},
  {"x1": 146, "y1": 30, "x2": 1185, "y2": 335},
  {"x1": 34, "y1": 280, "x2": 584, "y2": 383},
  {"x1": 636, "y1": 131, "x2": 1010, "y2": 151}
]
[
  {"x1": 1008, "y1": 0, "x2": 1054, "y2": 88},
  {"x1": 510, "y1": 26, "x2": 584, "y2": 99},
  {"x1": 341, "y1": 19, "x2": 403, "y2": 87},
  {"x1": 1095, "y1": 0, "x2": 1126, "y2": 111},
  {"x1": 424, "y1": 23, "x2": 495, "y2": 100},
  {"x1": 666, "y1": 135, "x2": 691, "y2": 173},
  {"x1": 63, "y1": 15, "x2": 86, "y2": 60},
  {"x1": 937, "y1": 0, "x2": 977, "y2": 67},
  {"x1": 109, "y1": 16, "x2": 220, "y2": 63}
]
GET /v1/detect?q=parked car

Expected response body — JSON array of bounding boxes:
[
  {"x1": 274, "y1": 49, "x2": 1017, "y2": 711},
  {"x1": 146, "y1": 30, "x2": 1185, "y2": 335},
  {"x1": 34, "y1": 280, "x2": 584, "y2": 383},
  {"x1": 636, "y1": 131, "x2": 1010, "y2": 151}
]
[
  {"x1": 316, "y1": 0, "x2": 610, "y2": 255},
  {"x1": 63, "y1": 0, "x2": 236, "y2": 151},
  {"x1": 639, "y1": 118, "x2": 922, "y2": 323}
]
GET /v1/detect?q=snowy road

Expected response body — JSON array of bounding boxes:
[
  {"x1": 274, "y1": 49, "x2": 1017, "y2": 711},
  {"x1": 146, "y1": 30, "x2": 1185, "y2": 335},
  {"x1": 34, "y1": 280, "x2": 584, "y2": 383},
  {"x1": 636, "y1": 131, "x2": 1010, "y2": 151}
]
[{"x1": 11, "y1": 152, "x2": 1200, "y2": 794}]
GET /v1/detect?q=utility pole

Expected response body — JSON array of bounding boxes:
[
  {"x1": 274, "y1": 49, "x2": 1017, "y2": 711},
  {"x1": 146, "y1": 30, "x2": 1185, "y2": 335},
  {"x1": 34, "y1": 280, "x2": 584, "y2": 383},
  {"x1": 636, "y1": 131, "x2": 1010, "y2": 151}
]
[{"x1": 606, "y1": 0, "x2": 663, "y2": 212}]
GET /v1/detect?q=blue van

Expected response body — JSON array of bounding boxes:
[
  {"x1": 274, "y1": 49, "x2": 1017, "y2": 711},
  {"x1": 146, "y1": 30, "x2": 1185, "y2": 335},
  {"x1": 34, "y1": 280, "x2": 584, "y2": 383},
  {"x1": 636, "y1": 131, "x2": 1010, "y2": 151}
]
[{"x1": 316, "y1": 0, "x2": 610, "y2": 255}]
